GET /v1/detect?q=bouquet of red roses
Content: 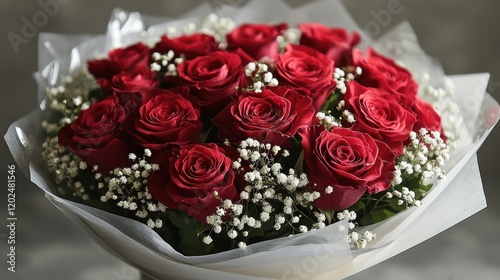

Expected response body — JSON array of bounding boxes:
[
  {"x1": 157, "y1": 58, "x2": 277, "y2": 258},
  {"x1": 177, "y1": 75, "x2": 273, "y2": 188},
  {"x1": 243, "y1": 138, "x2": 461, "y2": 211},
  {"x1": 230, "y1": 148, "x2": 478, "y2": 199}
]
[{"x1": 6, "y1": 0, "x2": 498, "y2": 279}]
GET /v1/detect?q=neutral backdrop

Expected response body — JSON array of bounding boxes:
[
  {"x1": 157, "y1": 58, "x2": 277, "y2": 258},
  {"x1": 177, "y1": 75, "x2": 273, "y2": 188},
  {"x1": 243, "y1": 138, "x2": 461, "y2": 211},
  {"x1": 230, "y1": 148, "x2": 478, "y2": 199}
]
[{"x1": 1, "y1": 0, "x2": 499, "y2": 279}]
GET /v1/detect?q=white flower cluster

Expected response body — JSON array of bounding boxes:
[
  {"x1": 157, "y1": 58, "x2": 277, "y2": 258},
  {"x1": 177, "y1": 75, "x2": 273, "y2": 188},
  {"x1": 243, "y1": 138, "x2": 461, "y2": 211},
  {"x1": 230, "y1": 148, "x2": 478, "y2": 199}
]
[
  {"x1": 97, "y1": 149, "x2": 166, "y2": 229},
  {"x1": 423, "y1": 82, "x2": 462, "y2": 149},
  {"x1": 41, "y1": 70, "x2": 99, "y2": 200},
  {"x1": 333, "y1": 67, "x2": 361, "y2": 95},
  {"x1": 203, "y1": 138, "x2": 323, "y2": 247},
  {"x1": 199, "y1": 13, "x2": 236, "y2": 45},
  {"x1": 150, "y1": 51, "x2": 183, "y2": 76},
  {"x1": 41, "y1": 136, "x2": 90, "y2": 200},
  {"x1": 316, "y1": 107, "x2": 355, "y2": 131},
  {"x1": 161, "y1": 14, "x2": 235, "y2": 47},
  {"x1": 277, "y1": 28, "x2": 300, "y2": 51},
  {"x1": 315, "y1": 66, "x2": 360, "y2": 130},
  {"x1": 416, "y1": 72, "x2": 462, "y2": 149},
  {"x1": 385, "y1": 186, "x2": 422, "y2": 208},
  {"x1": 337, "y1": 210, "x2": 376, "y2": 249},
  {"x1": 244, "y1": 62, "x2": 279, "y2": 93},
  {"x1": 316, "y1": 111, "x2": 341, "y2": 130},
  {"x1": 393, "y1": 128, "x2": 449, "y2": 188},
  {"x1": 163, "y1": 22, "x2": 197, "y2": 38},
  {"x1": 42, "y1": 70, "x2": 96, "y2": 133}
]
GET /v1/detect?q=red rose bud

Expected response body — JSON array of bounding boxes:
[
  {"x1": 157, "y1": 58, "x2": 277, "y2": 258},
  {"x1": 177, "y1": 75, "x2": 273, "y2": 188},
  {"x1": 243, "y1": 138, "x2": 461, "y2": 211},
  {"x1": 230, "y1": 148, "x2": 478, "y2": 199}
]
[
  {"x1": 274, "y1": 44, "x2": 336, "y2": 110},
  {"x1": 111, "y1": 66, "x2": 158, "y2": 94},
  {"x1": 226, "y1": 23, "x2": 288, "y2": 60},
  {"x1": 148, "y1": 144, "x2": 239, "y2": 224},
  {"x1": 412, "y1": 97, "x2": 446, "y2": 142},
  {"x1": 352, "y1": 48, "x2": 418, "y2": 97},
  {"x1": 127, "y1": 88, "x2": 203, "y2": 150},
  {"x1": 177, "y1": 50, "x2": 245, "y2": 117},
  {"x1": 88, "y1": 42, "x2": 151, "y2": 76},
  {"x1": 299, "y1": 126, "x2": 395, "y2": 211},
  {"x1": 88, "y1": 42, "x2": 151, "y2": 94},
  {"x1": 58, "y1": 96, "x2": 134, "y2": 173},
  {"x1": 299, "y1": 23, "x2": 361, "y2": 67},
  {"x1": 151, "y1": 33, "x2": 220, "y2": 60},
  {"x1": 344, "y1": 82, "x2": 417, "y2": 156},
  {"x1": 109, "y1": 67, "x2": 160, "y2": 113},
  {"x1": 212, "y1": 86, "x2": 315, "y2": 147}
]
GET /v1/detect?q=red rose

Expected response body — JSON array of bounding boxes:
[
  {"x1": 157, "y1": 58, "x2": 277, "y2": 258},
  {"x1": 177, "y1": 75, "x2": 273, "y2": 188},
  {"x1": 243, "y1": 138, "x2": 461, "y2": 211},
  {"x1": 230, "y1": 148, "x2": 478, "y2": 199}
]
[
  {"x1": 58, "y1": 96, "x2": 133, "y2": 173},
  {"x1": 353, "y1": 48, "x2": 418, "y2": 96},
  {"x1": 274, "y1": 44, "x2": 336, "y2": 110},
  {"x1": 151, "y1": 33, "x2": 220, "y2": 59},
  {"x1": 177, "y1": 50, "x2": 244, "y2": 117},
  {"x1": 127, "y1": 88, "x2": 203, "y2": 150},
  {"x1": 344, "y1": 82, "x2": 417, "y2": 155},
  {"x1": 88, "y1": 43, "x2": 151, "y2": 94},
  {"x1": 413, "y1": 97, "x2": 446, "y2": 140},
  {"x1": 212, "y1": 86, "x2": 315, "y2": 147},
  {"x1": 299, "y1": 126, "x2": 395, "y2": 211},
  {"x1": 148, "y1": 144, "x2": 239, "y2": 223},
  {"x1": 299, "y1": 23, "x2": 361, "y2": 67},
  {"x1": 226, "y1": 23, "x2": 287, "y2": 60},
  {"x1": 109, "y1": 67, "x2": 160, "y2": 113},
  {"x1": 111, "y1": 67, "x2": 158, "y2": 94}
]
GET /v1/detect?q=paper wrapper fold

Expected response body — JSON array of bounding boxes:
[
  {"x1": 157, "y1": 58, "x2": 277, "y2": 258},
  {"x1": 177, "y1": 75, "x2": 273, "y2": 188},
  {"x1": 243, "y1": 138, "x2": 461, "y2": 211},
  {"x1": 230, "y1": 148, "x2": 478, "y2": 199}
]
[{"x1": 5, "y1": 1, "x2": 499, "y2": 279}]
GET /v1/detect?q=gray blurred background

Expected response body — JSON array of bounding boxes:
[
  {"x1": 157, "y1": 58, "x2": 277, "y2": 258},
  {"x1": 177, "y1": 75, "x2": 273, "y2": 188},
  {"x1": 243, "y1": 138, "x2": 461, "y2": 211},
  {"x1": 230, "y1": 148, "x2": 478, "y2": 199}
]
[{"x1": 1, "y1": 0, "x2": 499, "y2": 279}]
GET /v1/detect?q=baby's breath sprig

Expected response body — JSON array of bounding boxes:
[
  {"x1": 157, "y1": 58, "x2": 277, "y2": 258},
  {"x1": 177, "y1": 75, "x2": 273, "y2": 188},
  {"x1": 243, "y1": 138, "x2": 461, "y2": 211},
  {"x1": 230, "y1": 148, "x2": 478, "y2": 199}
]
[
  {"x1": 203, "y1": 138, "x2": 322, "y2": 248},
  {"x1": 277, "y1": 28, "x2": 300, "y2": 52},
  {"x1": 97, "y1": 149, "x2": 166, "y2": 229},
  {"x1": 393, "y1": 128, "x2": 449, "y2": 187},
  {"x1": 333, "y1": 66, "x2": 361, "y2": 95},
  {"x1": 199, "y1": 13, "x2": 236, "y2": 44},
  {"x1": 42, "y1": 69, "x2": 98, "y2": 134},
  {"x1": 150, "y1": 51, "x2": 184, "y2": 77},
  {"x1": 243, "y1": 62, "x2": 279, "y2": 92},
  {"x1": 41, "y1": 135, "x2": 92, "y2": 200},
  {"x1": 316, "y1": 111, "x2": 341, "y2": 130},
  {"x1": 418, "y1": 73, "x2": 461, "y2": 148},
  {"x1": 41, "y1": 70, "x2": 99, "y2": 199},
  {"x1": 315, "y1": 107, "x2": 356, "y2": 131},
  {"x1": 161, "y1": 14, "x2": 235, "y2": 45},
  {"x1": 336, "y1": 210, "x2": 376, "y2": 249},
  {"x1": 349, "y1": 129, "x2": 448, "y2": 228},
  {"x1": 319, "y1": 66, "x2": 361, "y2": 118}
]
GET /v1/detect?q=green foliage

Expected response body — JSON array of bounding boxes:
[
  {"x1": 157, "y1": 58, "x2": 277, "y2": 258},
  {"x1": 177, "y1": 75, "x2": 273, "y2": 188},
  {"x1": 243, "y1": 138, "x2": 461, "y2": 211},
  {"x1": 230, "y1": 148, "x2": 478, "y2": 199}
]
[
  {"x1": 360, "y1": 209, "x2": 397, "y2": 225},
  {"x1": 163, "y1": 210, "x2": 215, "y2": 255},
  {"x1": 320, "y1": 91, "x2": 342, "y2": 113}
]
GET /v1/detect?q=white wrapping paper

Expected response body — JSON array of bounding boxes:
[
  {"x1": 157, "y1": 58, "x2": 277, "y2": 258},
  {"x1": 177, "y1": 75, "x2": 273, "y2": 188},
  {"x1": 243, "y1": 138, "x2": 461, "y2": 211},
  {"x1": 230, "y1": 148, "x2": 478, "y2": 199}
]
[{"x1": 4, "y1": 1, "x2": 499, "y2": 279}]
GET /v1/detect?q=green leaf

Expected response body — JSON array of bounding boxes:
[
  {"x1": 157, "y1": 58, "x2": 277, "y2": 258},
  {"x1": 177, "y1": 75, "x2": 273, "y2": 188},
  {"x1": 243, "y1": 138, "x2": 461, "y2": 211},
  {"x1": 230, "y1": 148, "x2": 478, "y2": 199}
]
[
  {"x1": 164, "y1": 210, "x2": 214, "y2": 255},
  {"x1": 322, "y1": 210, "x2": 335, "y2": 224},
  {"x1": 200, "y1": 124, "x2": 217, "y2": 143},
  {"x1": 280, "y1": 136, "x2": 303, "y2": 171},
  {"x1": 360, "y1": 209, "x2": 396, "y2": 226},
  {"x1": 348, "y1": 200, "x2": 365, "y2": 213},
  {"x1": 293, "y1": 151, "x2": 304, "y2": 174},
  {"x1": 420, "y1": 183, "x2": 433, "y2": 193},
  {"x1": 88, "y1": 87, "x2": 104, "y2": 101},
  {"x1": 320, "y1": 91, "x2": 342, "y2": 113},
  {"x1": 386, "y1": 199, "x2": 406, "y2": 212}
]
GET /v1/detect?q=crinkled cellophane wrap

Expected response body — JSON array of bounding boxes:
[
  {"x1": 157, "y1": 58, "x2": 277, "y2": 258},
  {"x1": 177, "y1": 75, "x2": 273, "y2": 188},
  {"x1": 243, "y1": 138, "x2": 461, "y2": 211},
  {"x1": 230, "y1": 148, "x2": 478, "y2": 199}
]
[{"x1": 5, "y1": 0, "x2": 499, "y2": 279}]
